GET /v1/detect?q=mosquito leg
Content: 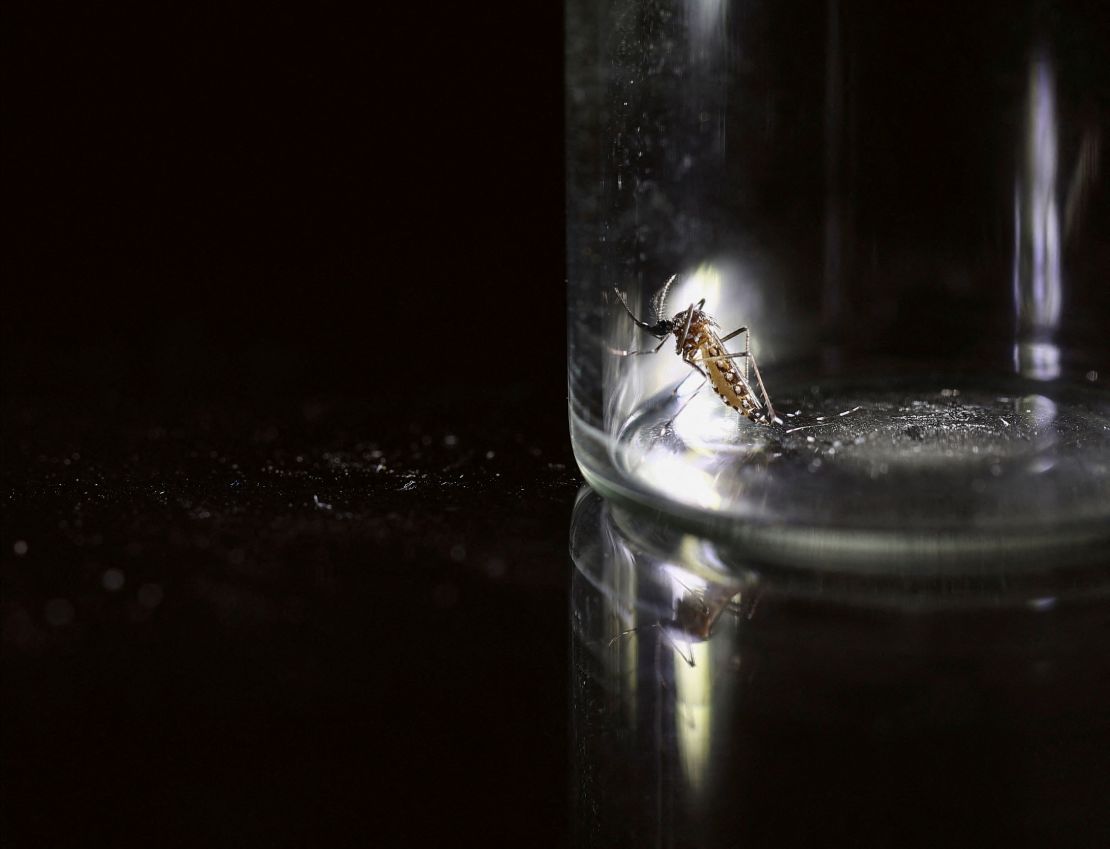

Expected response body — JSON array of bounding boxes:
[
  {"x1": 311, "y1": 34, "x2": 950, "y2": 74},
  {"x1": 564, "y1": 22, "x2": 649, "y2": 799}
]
[
  {"x1": 718, "y1": 324, "x2": 753, "y2": 381},
  {"x1": 609, "y1": 336, "x2": 668, "y2": 357},
  {"x1": 670, "y1": 368, "x2": 705, "y2": 395},
  {"x1": 675, "y1": 303, "x2": 697, "y2": 352},
  {"x1": 672, "y1": 372, "x2": 707, "y2": 397},
  {"x1": 697, "y1": 352, "x2": 751, "y2": 363},
  {"x1": 666, "y1": 636, "x2": 696, "y2": 669},
  {"x1": 746, "y1": 349, "x2": 776, "y2": 422},
  {"x1": 664, "y1": 362, "x2": 710, "y2": 426},
  {"x1": 662, "y1": 303, "x2": 703, "y2": 406},
  {"x1": 653, "y1": 303, "x2": 702, "y2": 417},
  {"x1": 607, "y1": 622, "x2": 661, "y2": 648},
  {"x1": 718, "y1": 325, "x2": 748, "y2": 344},
  {"x1": 609, "y1": 622, "x2": 695, "y2": 668},
  {"x1": 744, "y1": 331, "x2": 751, "y2": 383}
]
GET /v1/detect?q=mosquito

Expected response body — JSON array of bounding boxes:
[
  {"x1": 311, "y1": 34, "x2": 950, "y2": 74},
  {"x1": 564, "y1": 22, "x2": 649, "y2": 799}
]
[
  {"x1": 613, "y1": 275, "x2": 777, "y2": 425},
  {"x1": 607, "y1": 579, "x2": 754, "y2": 668}
]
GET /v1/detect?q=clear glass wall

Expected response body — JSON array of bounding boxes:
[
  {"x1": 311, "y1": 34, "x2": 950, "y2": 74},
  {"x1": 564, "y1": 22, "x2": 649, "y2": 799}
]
[{"x1": 566, "y1": 0, "x2": 1109, "y2": 565}]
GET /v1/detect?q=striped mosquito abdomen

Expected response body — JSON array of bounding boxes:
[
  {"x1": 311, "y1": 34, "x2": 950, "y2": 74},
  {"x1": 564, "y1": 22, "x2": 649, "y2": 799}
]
[
  {"x1": 677, "y1": 316, "x2": 764, "y2": 422},
  {"x1": 701, "y1": 333, "x2": 765, "y2": 422}
]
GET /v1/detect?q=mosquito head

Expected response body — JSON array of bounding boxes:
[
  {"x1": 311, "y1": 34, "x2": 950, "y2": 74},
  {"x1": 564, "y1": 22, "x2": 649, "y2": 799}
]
[{"x1": 613, "y1": 287, "x2": 676, "y2": 339}]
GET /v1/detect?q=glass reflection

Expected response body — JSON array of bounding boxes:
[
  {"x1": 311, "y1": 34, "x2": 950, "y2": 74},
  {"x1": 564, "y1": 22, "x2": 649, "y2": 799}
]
[
  {"x1": 570, "y1": 487, "x2": 1110, "y2": 849},
  {"x1": 1013, "y1": 52, "x2": 1062, "y2": 379}
]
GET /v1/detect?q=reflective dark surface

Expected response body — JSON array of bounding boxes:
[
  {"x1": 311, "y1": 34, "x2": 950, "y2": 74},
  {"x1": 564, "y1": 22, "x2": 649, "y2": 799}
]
[
  {"x1": 4, "y1": 0, "x2": 574, "y2": 843},
  {"x1": 1, "y1": 393, "x2": 580, "y2": 848},
  {"x1": 571, "y1": 489, "x2": 1110, "y2": 849}
]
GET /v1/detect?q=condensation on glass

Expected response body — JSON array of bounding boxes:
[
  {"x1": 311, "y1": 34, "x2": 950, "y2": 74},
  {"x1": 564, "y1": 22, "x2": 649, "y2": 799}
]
[{"x1": 566, "y1": 0, "x2": 1109, "y2": 565}]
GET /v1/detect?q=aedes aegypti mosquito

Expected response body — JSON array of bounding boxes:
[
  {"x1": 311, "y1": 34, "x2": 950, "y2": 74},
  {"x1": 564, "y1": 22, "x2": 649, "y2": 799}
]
[
  {"x1": 608, "y1": 579, "x2": 755, "y2": 668},
  {"x1": 613, "y1": 275, "x2": 777, "y2": 425}
]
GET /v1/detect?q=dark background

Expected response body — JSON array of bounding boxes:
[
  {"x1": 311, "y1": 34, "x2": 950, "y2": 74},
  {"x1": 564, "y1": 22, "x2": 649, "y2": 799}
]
[
  {"x1": 4, "y1": 3, "x2": 573, "y2": 847},
  {"x1": 4, "y1": 1, "x2": 566, "y2": 401}
]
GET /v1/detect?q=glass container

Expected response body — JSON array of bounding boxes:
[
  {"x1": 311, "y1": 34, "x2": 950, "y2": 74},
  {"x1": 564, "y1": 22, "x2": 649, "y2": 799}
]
[{"x1": 566, "y1": 0, "x2": 1110, "y2": 567}]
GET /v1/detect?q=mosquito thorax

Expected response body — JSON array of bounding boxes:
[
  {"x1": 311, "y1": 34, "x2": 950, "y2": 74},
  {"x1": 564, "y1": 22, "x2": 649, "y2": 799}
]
[{"x1": 673, "y1": 308, "x2": 706, "y2": 329}]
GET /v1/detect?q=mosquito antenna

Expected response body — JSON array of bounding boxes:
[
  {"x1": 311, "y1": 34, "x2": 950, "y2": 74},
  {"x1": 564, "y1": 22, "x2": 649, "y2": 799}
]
[
  {"x1": 612, "y1": 288, "x2": 655, "y2": 331},
  {"x1": 651, "y1": 274, "x2": 677, "y2": 320}
]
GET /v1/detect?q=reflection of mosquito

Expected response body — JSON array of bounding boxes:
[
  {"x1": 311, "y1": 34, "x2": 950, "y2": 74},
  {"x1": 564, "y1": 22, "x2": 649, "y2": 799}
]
[
  {"x1": 614, "y1": 275, "x2": 777, "y2": 425},
  {"x1": 608, "y1": 579, "x2": 756, "y2": 668}
]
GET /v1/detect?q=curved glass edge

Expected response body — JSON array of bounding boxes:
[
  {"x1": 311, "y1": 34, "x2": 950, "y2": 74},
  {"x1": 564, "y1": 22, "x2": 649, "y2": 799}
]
[
  {"x1": 570, "y1": 401, "x2": 1110, "y2": 578},
  {"x1": 570, "y1": 485, "x2": 1110, "y2": 610}
]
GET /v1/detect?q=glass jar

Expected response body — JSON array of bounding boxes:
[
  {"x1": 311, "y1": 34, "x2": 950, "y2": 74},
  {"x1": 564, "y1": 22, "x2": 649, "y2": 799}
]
[{"x1": 566, "y1": 0, "x2": 1110, "y2": 567}]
